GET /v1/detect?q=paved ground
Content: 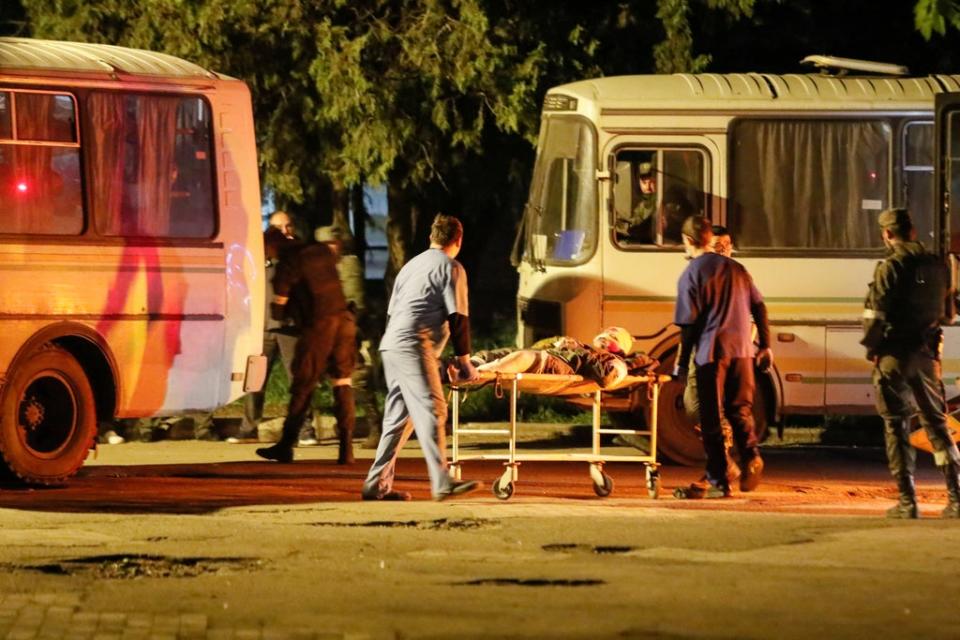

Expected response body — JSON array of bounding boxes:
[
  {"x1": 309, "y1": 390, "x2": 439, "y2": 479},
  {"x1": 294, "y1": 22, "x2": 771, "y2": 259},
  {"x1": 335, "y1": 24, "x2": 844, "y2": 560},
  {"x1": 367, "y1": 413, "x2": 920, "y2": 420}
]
[{"x1": 1, "y1": 429, "x2": 959, "y2": 639}]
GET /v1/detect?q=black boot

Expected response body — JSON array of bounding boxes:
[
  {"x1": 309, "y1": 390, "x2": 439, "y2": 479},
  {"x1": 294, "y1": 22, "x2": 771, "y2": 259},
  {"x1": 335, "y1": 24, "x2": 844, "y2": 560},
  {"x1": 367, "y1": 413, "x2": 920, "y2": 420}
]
[
  {"x1": 884, "y1": 419, "x2": 918, "y2": 518},
  {"x1": 887, "y1": 474, "x2": 918, "y2": 519},
  {"x1": 334, "y1": 385, "x2": 355, "y2": 465},
  {"x1": 939, "y1": 463, "x2": 960, "y2": 519},
  {"x1": 256, "y1": 442, "x2": 293, "y2": 463},
  {"x1": 256, "y1": 414, "x2": 299, "y2": 463}
]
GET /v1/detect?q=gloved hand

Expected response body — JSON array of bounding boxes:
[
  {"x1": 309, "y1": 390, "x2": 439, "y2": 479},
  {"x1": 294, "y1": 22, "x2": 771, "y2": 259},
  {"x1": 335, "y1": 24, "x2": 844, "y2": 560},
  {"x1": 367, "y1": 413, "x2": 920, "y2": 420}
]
[
  {"x1": 671, "y1": 362, "x2": 688, "y2": 382},
  {"x1": 756, "y1": 347, "x2": 774, "y2": 373}
]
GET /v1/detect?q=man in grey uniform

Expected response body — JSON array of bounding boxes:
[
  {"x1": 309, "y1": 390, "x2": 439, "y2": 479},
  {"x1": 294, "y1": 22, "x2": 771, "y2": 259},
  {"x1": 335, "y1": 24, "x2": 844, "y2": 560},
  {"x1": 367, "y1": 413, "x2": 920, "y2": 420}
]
[{"x1": 361, "y1": 214, "x2": 482, "y2": 501}]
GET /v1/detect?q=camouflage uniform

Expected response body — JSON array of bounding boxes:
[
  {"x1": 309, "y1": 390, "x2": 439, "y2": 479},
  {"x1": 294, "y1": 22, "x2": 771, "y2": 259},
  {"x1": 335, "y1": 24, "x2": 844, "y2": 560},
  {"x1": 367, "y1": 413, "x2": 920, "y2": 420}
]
[{"x1": 863, "y1": 209, "x2": 960, "y2": 518}]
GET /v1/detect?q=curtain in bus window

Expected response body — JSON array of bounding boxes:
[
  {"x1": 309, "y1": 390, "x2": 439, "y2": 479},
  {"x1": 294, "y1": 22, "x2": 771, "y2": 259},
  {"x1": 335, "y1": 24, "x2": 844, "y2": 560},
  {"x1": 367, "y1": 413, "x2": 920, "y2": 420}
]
[
  {"x1": 16, "y1": 93, "x2": 76, "y2": 143},
  {"x1": 87, "y1": 92, "x2": 127, "y2": 233},
  {"x1": 86, "y1": 93, "x2": 180, "y2": 238},
  {"x1": 731, "y1": 120, "x2": 889, "y2": 249},
  {"x1": 0, "y1": 92, "x2": 11, "y2": 139},
  {"x1": 0, "y1": 92, "x2": 82, "y2": 235},
  {"x1": 0, "y1": 145, "x2": 82, "y2": 235},
  {"x1": 133, "y1": 96, "x2": 178, "y2": 236},
  {"x1": 904, "y1": 123, "x2": 934, "y2": 245}
]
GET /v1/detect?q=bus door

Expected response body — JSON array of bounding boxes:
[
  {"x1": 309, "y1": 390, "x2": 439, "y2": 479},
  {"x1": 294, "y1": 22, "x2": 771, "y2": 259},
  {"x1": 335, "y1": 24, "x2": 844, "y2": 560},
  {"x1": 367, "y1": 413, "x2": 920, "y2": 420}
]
[
  {"x1": 601, "y1": 135, "x2": 721, "y2": 347},
  {"x1": 936, "y1": 93, "x2": 960, "y2": 395}
]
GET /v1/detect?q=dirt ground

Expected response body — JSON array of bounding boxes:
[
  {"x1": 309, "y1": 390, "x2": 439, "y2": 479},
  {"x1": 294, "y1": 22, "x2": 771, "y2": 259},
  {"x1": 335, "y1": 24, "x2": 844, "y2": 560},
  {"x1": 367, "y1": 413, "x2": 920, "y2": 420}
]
[{"x1": 0, "y1": 432, "x2": 959, "y2": 639}]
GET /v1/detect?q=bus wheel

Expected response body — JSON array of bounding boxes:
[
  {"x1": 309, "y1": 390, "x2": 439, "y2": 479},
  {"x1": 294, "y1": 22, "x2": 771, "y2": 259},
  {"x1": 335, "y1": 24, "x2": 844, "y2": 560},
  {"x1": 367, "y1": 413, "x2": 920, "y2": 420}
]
[
  {"x1": 645, "y1": 352, "x2": 770, "y2": 467},
  {"x1": 0, "y1": 345, "x2": 97, "y2": 484}
]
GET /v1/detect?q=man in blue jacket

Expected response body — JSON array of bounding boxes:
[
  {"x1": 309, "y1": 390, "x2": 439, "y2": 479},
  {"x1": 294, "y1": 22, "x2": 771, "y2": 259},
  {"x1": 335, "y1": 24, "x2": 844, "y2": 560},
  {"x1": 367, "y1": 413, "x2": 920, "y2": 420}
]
[{"x1": 673, "y1": 216, "x2": 772, "y2": 498}]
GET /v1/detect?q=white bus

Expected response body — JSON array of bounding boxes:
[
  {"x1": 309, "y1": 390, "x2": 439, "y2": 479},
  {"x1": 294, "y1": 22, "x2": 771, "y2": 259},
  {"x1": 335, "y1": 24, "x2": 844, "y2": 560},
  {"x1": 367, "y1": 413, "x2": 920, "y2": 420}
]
[
  {"x1": 0, "y1": 38, "x2": 266, "y2": 483},
  {"x1": 515, "y1": 57, "x2": 960, "y2": 464}
]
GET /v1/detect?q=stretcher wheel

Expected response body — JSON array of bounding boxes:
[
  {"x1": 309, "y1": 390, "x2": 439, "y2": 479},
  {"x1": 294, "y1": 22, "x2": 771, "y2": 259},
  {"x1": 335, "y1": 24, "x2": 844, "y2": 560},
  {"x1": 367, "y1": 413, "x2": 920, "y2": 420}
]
[
  {"x1": 592, "y1": 472, "x2": 614, "y2": 497},
  {"x1": 492, "y1": 477, "x2": 514, "y2": 500},
  {"x1": 645, "y1": 467, "x2": 661, "y2": 499}
]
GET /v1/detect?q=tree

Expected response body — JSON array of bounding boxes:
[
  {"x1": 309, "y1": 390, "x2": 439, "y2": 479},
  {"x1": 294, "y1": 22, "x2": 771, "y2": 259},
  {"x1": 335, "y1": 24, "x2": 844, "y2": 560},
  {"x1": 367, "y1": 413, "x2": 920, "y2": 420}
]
[{"x1": 916, "y1": 0, "x2": 960, "y2": 39}]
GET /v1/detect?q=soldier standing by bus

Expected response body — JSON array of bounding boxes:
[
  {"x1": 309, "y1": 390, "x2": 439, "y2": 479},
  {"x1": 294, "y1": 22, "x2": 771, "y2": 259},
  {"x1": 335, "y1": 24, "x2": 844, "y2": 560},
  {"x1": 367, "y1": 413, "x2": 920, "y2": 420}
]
[
  {"x1": 862, "y1": 208, "x2": 960, "y2": 519},
  {"x1": 256, "y1": 234, "x2": 357, "y2": 465}
]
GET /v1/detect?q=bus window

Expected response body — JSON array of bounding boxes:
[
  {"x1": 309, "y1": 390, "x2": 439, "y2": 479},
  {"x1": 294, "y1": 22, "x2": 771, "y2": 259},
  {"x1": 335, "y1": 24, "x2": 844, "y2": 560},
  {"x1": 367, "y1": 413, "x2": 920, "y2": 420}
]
[
  {"x1": 0, "y1": 91, "x2": 82, "y2": 235},
  {"x1": 903, "y1": 121, "x2": 934, "y2": 244},
  {"x1": 0, "y1": 92, "x2": 11, "y2": 139},
  {"x1": 88, "y1": 92, "x2": 215, "y2": 239},
  {"x1": 730, "y1": 119, "x2": 890, "y2": 250},
  {"x1": 526, "y1": 117, "x2": 597, "y2": 264},
  {"x1": 613, "y1": 148, "x2": 705, "y2": 247}
]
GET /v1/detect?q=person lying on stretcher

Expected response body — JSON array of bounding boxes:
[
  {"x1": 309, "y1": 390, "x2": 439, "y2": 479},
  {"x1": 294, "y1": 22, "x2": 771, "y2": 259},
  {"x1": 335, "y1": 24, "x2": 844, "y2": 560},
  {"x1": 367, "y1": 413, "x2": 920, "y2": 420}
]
[{"x1": 452, "y1": 326, "x2": 658, "y2": 388}]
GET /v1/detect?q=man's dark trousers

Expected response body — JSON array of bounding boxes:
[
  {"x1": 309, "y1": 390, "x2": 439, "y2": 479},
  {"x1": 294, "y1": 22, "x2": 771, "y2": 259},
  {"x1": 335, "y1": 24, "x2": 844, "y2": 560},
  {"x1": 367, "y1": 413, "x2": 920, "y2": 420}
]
[
  {"x1": 873, "y1": 350, "x2": 960, "y2": 476},
  {"x1": 277, "y1": 310, "x2": 356, "y2": 447},
  {"x1": 695, "y1": 356, "x2": 759, "y2": 486}
]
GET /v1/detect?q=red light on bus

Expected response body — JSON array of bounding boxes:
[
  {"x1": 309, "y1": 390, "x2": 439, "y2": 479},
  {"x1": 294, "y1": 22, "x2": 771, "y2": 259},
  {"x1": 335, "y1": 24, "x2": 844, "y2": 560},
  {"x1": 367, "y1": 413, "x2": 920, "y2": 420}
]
[{"x1": 15, "y1": 181, "x2": 28, "y2": 194}]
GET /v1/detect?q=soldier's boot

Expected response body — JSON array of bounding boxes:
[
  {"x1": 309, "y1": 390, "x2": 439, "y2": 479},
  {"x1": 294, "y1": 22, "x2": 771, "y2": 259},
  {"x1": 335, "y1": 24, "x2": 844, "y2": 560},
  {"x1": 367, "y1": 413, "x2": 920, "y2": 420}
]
[
  {"x1": 256, "y1": 413, "x2": 301, "y2": 463},
  {"x1": 334, "y1": 385, "x2": 355, "y2": 465},
  {"x1": 939, "y1": 463, "x2": 960, "y2": 519},
  {"x1": 884, "y1": 418, "x2": 918, "y2": 518},
  {"x1": 887, "y1": 474, "x2": 919, "y2": 519}
]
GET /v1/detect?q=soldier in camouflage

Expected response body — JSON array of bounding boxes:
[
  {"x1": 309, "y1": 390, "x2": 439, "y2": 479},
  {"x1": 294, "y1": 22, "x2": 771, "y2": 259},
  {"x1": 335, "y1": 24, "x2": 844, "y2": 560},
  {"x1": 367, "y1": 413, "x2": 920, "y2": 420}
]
[{"x1": 862, "y1": 208, "x2": 960, "y2": 519}]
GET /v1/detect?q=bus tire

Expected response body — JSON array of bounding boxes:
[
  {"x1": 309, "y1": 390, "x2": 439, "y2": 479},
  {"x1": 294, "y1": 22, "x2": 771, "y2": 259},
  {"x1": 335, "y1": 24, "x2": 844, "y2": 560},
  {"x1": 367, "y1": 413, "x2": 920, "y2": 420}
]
[
  {"x1": 0, "y1": 344, "x2": 97, "y2": 484},
  {"x1": 644, "y1": 350, "x2": 770, "y2": 467}
]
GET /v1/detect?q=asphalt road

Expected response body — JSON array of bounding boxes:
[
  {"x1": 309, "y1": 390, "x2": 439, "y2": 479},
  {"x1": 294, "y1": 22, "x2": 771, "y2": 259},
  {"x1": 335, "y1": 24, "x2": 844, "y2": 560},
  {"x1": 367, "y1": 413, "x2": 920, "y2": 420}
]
[{"x1": 0, "y1": 435, "x2": 958, "y2": 639}]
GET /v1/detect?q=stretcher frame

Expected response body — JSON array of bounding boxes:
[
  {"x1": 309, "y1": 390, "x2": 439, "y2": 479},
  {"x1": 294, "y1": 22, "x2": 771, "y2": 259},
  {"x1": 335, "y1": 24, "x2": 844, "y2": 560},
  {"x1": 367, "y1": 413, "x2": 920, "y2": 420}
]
[{"x1": 449, "y1": 371, "x2": 669, "y2": 500}]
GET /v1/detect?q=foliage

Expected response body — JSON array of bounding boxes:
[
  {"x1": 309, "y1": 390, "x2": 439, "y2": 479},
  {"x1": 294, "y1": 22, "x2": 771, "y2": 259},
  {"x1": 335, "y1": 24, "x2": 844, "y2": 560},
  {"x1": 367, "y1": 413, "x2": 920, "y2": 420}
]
[{"x1": 916, "y1": 0, "x2": 960, "y2": 39}]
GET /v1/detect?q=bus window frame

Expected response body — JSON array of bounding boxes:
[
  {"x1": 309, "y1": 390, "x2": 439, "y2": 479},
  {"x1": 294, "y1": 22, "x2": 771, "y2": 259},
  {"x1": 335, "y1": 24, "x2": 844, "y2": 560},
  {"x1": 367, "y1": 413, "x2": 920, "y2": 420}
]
[
  {"x1": 84, "y1": 89, "x2": 221, "y2": 243},
  {"x1": 725, "y1": 113, "x2": 899, "y2": 259},
  {"x1": 607, "y1": 141, "x2": 713, "y2": 253},
  {"x1": 0, "y1": 87, "x2": 85, "y2": 237},
  {"x1": 527, "y1": 113, "x2": 600, "y2": 268},
  {"x1": 897, "y1": 118, "x2": 936, "y2": 246}
]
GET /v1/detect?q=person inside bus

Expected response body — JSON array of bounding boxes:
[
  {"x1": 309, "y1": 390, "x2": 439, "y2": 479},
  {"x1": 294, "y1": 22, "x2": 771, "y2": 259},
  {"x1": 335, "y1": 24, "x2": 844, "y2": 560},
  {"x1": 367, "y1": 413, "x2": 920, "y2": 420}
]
[
  {"x1": 672, "y1": 216, "x2": 772, "y2": 499},
  {"x1": 616, "y1": 161, "x2": 657, "y2": 242},
  {"x1": 616, "y1": 159, "x2": 697, "y2": 246}
]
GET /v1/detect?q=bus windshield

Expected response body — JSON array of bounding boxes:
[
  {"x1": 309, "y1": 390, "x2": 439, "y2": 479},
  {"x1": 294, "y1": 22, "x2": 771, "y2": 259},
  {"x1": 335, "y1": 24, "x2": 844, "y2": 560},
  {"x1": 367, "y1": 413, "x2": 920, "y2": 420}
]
[{"x1": 523, "y1": 116, "x2": 597, "y2": 266}]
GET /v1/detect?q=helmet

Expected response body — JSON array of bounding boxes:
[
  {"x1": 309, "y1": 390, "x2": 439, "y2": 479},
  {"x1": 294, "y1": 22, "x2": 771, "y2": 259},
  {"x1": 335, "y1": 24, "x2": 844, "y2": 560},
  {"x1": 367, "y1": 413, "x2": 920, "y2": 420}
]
[{"x1": 592, "y1": 326, "x2": 633, "y2": 355}]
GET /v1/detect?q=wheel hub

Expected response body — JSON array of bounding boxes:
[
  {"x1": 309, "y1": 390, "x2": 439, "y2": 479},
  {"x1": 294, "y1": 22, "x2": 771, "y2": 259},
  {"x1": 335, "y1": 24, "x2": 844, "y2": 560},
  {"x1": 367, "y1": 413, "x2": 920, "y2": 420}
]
[{"x1": 19, "y1": 396, "x2": 45, "y2": 430}]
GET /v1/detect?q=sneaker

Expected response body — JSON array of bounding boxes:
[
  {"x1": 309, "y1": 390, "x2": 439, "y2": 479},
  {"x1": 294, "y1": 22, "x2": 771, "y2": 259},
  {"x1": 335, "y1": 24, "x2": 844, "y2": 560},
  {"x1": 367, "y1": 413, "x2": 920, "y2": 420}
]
[
  {"x1": 435, "y1": 479, "x2": 482, "y2": 501},
  {"x1": 740, "y1": 454, "x2": 764, "y2": 492},
  {"x1": 256, "y1": 444, "x2": 293, "y2": 463},
  {"x1": 673, "y1": 478, "x2": 731, "y2": 500},
  {"x1": 103, "y1": 430, "x2": 125, "y2": 445},
  {"x1": 297, "y1": 437, "x2": 320, "y2": 447},
  {"x1": 225, "y1": 434, "x2": 258, "y2": 444},
  {"x1": 361, "y1": 490, "x2": 412, "y2": 501}
]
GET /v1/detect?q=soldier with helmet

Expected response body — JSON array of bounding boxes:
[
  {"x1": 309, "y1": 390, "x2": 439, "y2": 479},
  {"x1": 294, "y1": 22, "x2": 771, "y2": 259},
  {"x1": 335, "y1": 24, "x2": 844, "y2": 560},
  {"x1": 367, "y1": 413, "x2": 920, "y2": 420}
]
[{"x1": 862, "y1": 207, "x2": 960, "y2": 519}]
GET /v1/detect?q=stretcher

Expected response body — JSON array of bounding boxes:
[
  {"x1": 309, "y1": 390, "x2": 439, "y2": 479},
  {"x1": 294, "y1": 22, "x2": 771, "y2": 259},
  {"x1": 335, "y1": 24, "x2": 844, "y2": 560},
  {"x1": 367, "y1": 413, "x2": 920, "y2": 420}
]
[{"x1": 449, "y1": 370, "x2": 670, "y2": 500}]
